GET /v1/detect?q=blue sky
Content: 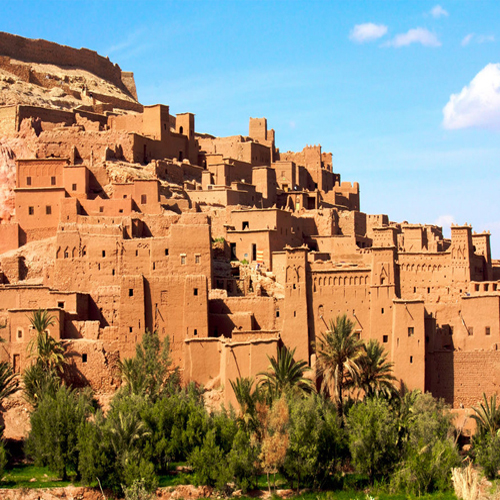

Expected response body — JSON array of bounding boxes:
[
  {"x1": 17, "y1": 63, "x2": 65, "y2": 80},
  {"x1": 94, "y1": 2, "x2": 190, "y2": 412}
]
[{"x1": 2, "y1": 0, "x2": 500, "y2": 256}]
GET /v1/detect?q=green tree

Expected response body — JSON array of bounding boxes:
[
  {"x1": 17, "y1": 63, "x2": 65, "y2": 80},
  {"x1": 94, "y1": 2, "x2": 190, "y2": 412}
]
[
  {"x1": 230, "y1": 376, "x2": 261, "y2": 432},
  {"x1": 118, "y1": 330, "x2": 179, "y2": 401},
  {"x1": 316, "y1": 314, "x2": 362, "y2": 419},
  {"x1": 346, "y1": 397, "x2": 398, "y2": 484},
  {"x1": 227, "y1": 428, "x2": 260, "y2": 492},
  {"x1": 353, "y1": 339, "x2": 396, "y2": 399},
  {"x1": 27, "y1": 385, "x2": 93, "y2": 480},
  {"x1": 475, "y1": 433, "x2": 500, "y2": 479},
  {"x1": 391, "y1": 392, "x2": 459, "y2": 494},
  {"x1": 258, "y1": 345, "x2": 312, "y2": 402}
]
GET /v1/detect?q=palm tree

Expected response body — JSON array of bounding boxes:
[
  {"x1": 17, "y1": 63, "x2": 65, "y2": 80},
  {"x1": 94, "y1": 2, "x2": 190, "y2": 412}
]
[
  {"x1": 354, "y1": 339, "x2": 396, "y2": 399},
  {"x1": 0, "y1": 361, "x2": 19, "y2": 406},
  {"x1": 258, "y1": 345, "x2": 313, "y2": 401},
  {"x1": 230, "y1": 376, "x2": 262, "y2": 431},
  {"x1": 27, "y1": 309, "x2": 66, "y2": 374},
  {"x1": 315, "y1": 314, "x2": 362, "y2": 419},
  {"x1": 471, "y1": 393, "x2": 500, "y2": 437}
]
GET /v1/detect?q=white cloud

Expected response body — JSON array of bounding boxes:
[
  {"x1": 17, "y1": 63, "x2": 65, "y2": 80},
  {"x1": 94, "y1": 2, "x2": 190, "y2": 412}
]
[
  {"x1": 384, "y1": 28, "x2": 441, "y2": 48},
  {"x1": 443, "y1": 63, "x2": 500, "y2": 130},
  {"x1": 430, "y1": 5, "x2": 449, "y2": 18},
  {"x1": 462, "y1": 33, "x2": 495, "y2": 46},
  {"x1": 349, "y1": 23, "x2": 388, "y2": 43},
  {"x1": 434, "y1": 215, "x2": 455, "y2": 236},
  {"x1": 477, "y1": 35, "x2": 495, "y2": 44},
  {"x1": 461, "y1": 33, "x2": 474, "y2": 46}
]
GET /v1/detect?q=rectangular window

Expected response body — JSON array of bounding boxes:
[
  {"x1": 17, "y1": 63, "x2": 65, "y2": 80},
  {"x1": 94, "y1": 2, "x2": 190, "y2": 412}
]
[
  {"x1": 51, "y1": 176, "x2": 56, "y2": 186},
  {"x1": 408, "y1": 327, "x2": 414, "y2": 337},
  {"x1": 165, "y1": 248, "x2": 169, "y2": 256},
  {"x1": 242, "y1": 221, "x2": 249, "y2": 230},
  {"x1": 28, "y1": 206, "x2": 34, "y2": 215},
  {"x1": 181, "y1": 255, "x2": 186, "y2": 265},
  {"x1": 410, "y1": 356, "x2": 413, "y2": 364},
  {"x1": 276, "y1": 310, "x2": 280, "y2": 318},
  {"x1": 486, "y1": 327, "x2": 491, "y2": 336},
  {"x1": 195, "y1": 254, "x2": 200, "y2": 264},
  {"x1": 26, "y1": 176, "x2": 31, "y2": 186},
  {"x1": 102, "y1": 250, "x2": 106, "y2": 257},
  {"x1": 129, "y1": 327, "x2": 133, "y2": 333},
  {"x1": 46, "y1": 205, "x2": 52, "y2": 215},
  {"x1": 82, "y1": 353, "x2": 87, "y2": 363},
  {"x1": 17, "y1": 329, "x2": 22, "y2": 339},
  {"x1": 129, "y1": 289, "x2": 134, "y2": 297},
  {"x1": 252, "y1": 244, "x2": 257, "y2": 261},
  {"x1": 72, "y1": 183, "x2": 77, "y2": 191},
  {"x1": 381, "y1": 308, "x2": 384, "y2": 314},
  {"x1": 57, "y1": 301, "x2": 64, "y2": 309},
  {"x1": 194, "y1": 288, "x2": 198, "y2": 296},
  {"x1": 141, "y1": 194, "x2": 147, "y2": 204},
  {"x1": 99, "y1": 206, "x2": 104, "y2": 213},
  {"x1": 383, "y1": 335, "x2": 388, "y2": 343}
]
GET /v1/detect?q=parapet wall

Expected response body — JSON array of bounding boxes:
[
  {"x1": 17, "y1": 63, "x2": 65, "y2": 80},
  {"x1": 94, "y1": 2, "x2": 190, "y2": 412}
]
[{"x1": 0, "y1": 32, "x2": 132, "y2": 97}]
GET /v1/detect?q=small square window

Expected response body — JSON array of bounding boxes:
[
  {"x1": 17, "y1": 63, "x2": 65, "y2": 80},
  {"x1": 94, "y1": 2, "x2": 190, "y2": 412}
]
[
  {"x1": 28, "y1": 206, "x2": 34, "y2": 215},
  {"x1": 242, "y1": 221, "x2": 249, "y2": 230},
  {"x1": 26, "y1": 176, "x2": 31, "y2": 186},
  {"x1": 129, "y1": 289, "x2": 134, "y2": 297},
  {"x1": 119, "y1": 209, "x2": 123, "y2": 213},
  {"x1": 72, "y1": 183, "x2": 77, "y2": 191},
  {"x1": 51, "y1": 176, "x2": 56, "y2": 186},
  {"x1": 194, "y1": 288, "x2": 198, "y2": 296},
  {"x1": 181, "y1": 255, "x2": 186, "y2": 265},
  {"x1": 408, "y1": 327, "x2": 414, "y2": 337},
  {"x1": 99, "y1": 206, "x2": 104, "y2": 213},
  {"x1": 82, "y1": 353, "x2": 87, "y2": 363},
  {"x1": 58, "y1": 301, "x2": 64, "y2": 309},
  {"x1": 383, "y1": 335, "x2": 388, "y2": 343},
  {"x1": 46, "y1": 205, "x2": 52, "y2": 215},
  {"x1": 486, "y1": 327, "x2": 491, "y2": 336}
]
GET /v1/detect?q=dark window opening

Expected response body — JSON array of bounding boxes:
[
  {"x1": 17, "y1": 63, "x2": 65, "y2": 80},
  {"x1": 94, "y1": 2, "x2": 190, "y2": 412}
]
[
  {"x1": 242, "y1": 221, "x2": 249, "y2": 230},
  {"x1": 58, "y1": 301, "x2": 64, "y2": 309},
  {"x1": 230, "y1": 243, "x2": 237, "y2": 261},
  {"x1": 102, "y1": 250, "x2": 106, "y2": 257},
  {"x1": 410, "y1": 356, "x2": 413, "y2": 364},
  {"x1": 141, "y1": 194, "x2": 147, "y2": 204},
  {"x1": 276, "y1": 310, "x2": 280, "y2": 318},
  {"x1": 195, "y1": 254, "x2": 200, "y2": 264},
  {"x1": 468, "y1": 327, "x2": 473, "y2": 336},
  {"x1": 179, "y1": 151, "x2": 183, "y2": 161},
  {"x1": 26, "y1": 176, "x2": 31, "y2": 186},
  {"x1": 28, "y1": 206, "x2": 34, "y2": 215},
  {"x1": 194, "y1": 288, "x2": 198, "y2": 296},
  {"x1": 413, "y1": 287, "x2": 416, "y2": 293},
  {"x1": 294, "y1": 311, "x2": 297, "y2": 317},
  {"x1": 51, "y1": 176, "x2": 56, "y2": 186},
  {"x1": 193, "y1": 328, "x2": 197, "y2": 336},
  {"x1": 129, "y1": 327, "x2": 133, "y2": 333},
  {"x1": 99, "y1": 206, "x2": 104, "y2": 213},
  {"x1": 179, "y1": 126, "x2": 184, "y2": 134},
  {"x1": 381, "y1": 308, "x2": 384, "y2": 314},
  {"x1": 252, "y1": 244, "x2": 257, "y2": 261},
  {"x1": 165, "y1": 248, "x2": 169, "y2": 256},
  {"x1": 408, "y1": 327, "x2": 414, "y2": 337},
  {"x1": 427, "y1": 287, "x2": 431, "y2": 293},
  {"x1": 383, "y1": 335, "x2": 388, "y2": 343},
  {"x1": 72, "y1": 183, "x2": 77, "y2": 191},
  {"x1": 17, "y1": 329, "x2": 22, "y2": 339},
  {"x1": 486, "y1": 327, "x2": 491, "y2": 336},
  {"x1": 112, "y1": 269, "x2": 115, "y2": 276},
  {"x1": 82, "y1": 354, "x2": 87, "y2": 363},
  {"x1": 293, "y1": 283, "x2": 297, "y2": 289},
  {"x1": 46, "y1": 205, "x2": 52, "y2": 215},
  {"x1": 181, "y1": 255, "x2": 186, "y2": 265},
  {"x1": 129, "y1": 289, "x2": 134, "y2": 297}
]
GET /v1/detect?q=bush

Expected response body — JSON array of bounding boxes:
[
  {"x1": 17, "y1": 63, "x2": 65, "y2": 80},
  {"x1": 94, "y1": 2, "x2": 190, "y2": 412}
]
[
  {"x1": 475, "y1": 433, "x2": 500, "y2": 479},
  {"x1": 227, "y1": 429, "x2": 259, "y2": 492},
  {"x1": 346, "y1": 397, "x2": 398, "y2": 484}
]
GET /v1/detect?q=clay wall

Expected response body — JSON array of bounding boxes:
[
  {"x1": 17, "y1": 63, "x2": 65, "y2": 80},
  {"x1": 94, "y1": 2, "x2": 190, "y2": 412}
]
[
  {"x1": 323, "y1": 181, "x2": 359, "y2": 210},
  {"x1": 16, "y1": 158, "x2": 68, "y2": 188},
  {"x1": 0, "y1": 32, "x2": 129, "y2": 94},
  {"x1": 252, "y1": 167, "x2": 277, "y2": 207},
  {"x1": 427, "y1": 350, "x2": 500, "y2": 407},
  {"x1": 63, "y1": 165, "x2": 88, "y2": 198},
  {"x1": 121, "y1": 72, "x2": 138, "y2": 100},
  {"x1": 338, "y1": 209, "x2": 366, "y2": 237},
  {"x1": 0, "y1": 105, "x2": 17, "y2": 135},
  {"x1": 0, "y1": 223, "x2": 19, "y2": 254},
  {"x1": 15, "y1": 187, "x2": 66, "y2": 232},
  {"x1": 184, "y1": 338, "x2": 221, "y2": 385}
]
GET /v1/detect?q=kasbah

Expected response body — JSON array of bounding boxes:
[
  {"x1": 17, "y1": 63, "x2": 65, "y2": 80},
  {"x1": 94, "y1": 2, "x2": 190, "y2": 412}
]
[{"x1": 0, "y1": 31, "x2": 497, "y2": 437}]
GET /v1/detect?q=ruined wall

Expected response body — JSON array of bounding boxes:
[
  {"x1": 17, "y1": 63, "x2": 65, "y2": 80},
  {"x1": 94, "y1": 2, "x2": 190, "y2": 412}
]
[{"x1": 0, "y1": 32, "x2": 131, "y2": 96}]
